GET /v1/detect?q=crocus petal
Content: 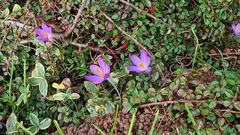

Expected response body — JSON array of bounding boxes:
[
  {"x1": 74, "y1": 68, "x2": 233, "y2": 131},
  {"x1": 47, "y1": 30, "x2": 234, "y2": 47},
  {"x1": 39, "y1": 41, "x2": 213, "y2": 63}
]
[
  {"x1": 232, "y1": 24, "x2": 236, "y2": 30},
  {"x1": 145, "y1": 56, "x2": 151, "y2": 67},
  {"x1": 140, "y1": 50, "x2": 151, "y2": 66},
  {"x1": 140, "y1": 50, "x2": 147, "y2": 62},
  {"x1": 98, "y1": 57, "x2": 110, "y2": 73},
  {"x1": 235, "y1": 24, "x2": 240, "y2": 35},
  {"x1": 144, "y1": 67, "x2": 152, "y2": 73},
  {"x1": 42, "y1": 23, "x2": 52, "y2": 34},
  {"x1": 85, "y1": 75, "x2": 104, "y2": 84},
  {"x1": 127, "y1": 66, "x2": 142, "y2": 73},
  {"x1": 232, "y1": 23, "x2": 240, "y2": 36},
  {"x1": 36, "y1": 29, "x2": 45, "y2": 36},
  {"x1": 36, "y1": 36, "x2": 48, "y2": 42},
  {"x1": 90, "y1": 65, "x2": 104, "y2": 76},
  {"x1": 236, "y1": 24, "x2": 240, "y2": 28},
  {"x1": 130, "y1": 55, "x2": 142, "y2": 66}
]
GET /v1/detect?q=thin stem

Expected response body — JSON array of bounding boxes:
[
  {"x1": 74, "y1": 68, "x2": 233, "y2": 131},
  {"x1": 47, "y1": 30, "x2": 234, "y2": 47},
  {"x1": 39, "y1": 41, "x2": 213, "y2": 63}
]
[
  {"x1": 16, "y1": 121, "x2": 34, "y2": 135},
  {"x1": 71, "y1": 99, "x2": 79, "y2": 112},
  {"x1": 191, "y1": 27, "x2": 202, "y2": 68},
  {"x1": 23, "y1": 59, "x2": 29, "y2": 110},
  {"x1": 8, "y1": 58, "x2": 14, "y2": 102}
]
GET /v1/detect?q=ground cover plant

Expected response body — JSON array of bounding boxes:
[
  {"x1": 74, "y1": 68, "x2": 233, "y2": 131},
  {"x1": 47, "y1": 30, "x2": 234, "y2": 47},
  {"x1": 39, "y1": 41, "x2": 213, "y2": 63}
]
[{"x1": 0, "y1": 0, "x2": 240, "y2": 134}]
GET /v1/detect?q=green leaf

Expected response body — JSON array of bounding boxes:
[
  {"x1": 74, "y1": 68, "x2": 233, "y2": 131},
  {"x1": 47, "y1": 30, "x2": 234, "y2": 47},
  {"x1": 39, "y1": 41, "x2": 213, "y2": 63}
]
[
  {"x1": 223, "y1": 101, "x2": 232, "y2": 107},
  {"x1": 217, "y1": 118, "x2": 225, "y2": 127},
  {"x1": 12, "y1": 4, "x2": 21, "y2": 13},
  {"x1": 29, "y1": 77, "x2": 48, "y2": 97},
  {"x1": 35, "y1": 63, "x2": 45, "y2": 78},
  {"x1": 29, "y1": 77, "x2": 43, "y2": 86},
  {"x1": 137, "y1": 21, "x2": 143, "y2": 26},
  {"x1": 16, "y1": 94, "x2": 24, "y2": 106},
  {"x1": 70, "y1": 93, "x2": 80, "y2": 100},
  {"x1": 226, "y1": 79, "x2": 235, "y2": 85},
  {"x1": 112, "y1": 14, "x2": 118, "y2": 20},
  {"x1": 48, "y1": 91, "x2": 80, "y2": 101},
  {"x1": 28, "y1": 126, "x2": 39, "y2": 134},
  {"x1": 111, "y1": 71, "x2": 128, "y2": 79},
  {"x1": 145, "y1": 0, "x2": 152, "y2": 7},
  {"x1": 201, "y1": 109, "x2": 209, "y2": 115},
  {"x1": 208, "y1": 101, "x2": 217, "y2": 109},
  {"x1": 3, "y1": 8, "x2": 10, "y2": 16},
  {"x1": 39, "y1": 79, "x2": 48, "y2": 97},
  {"x1": 39, "y1": 118, "x2": 51, "y2": 130},
  {"x1": 236, "y1": 125, "x2": 240, "y2": 133},
  {"x1": 207, "y1": 112, "x2": 216, "y2": 121},
  {"x1": 224, "y1": 89, "x2": 234, "y2": 98},
  {"x1": 6, "y1": 113, "x2": 17, "y2": 134},
  {"x1": 214, "y1": 70, "x2": 223, "y2": 76},
  {"x1": 48, "y1": 92, "x2": 67, "y2": 101},
  {"x1": 30, "y1": 113, "x2": 39, "y2": 126},
  {"x1": 84, "y1": 81, "x2": 99, "y2": 94}
]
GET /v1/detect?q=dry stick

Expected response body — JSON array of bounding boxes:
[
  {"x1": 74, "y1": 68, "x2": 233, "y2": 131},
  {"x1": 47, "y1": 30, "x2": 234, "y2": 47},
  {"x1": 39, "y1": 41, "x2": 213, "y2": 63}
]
[
  {"x1": 0, "y1": 20, "x2": 35, "y2": 30},
  {"x1": 100, "y1": 10, "x2": 153, "y2": 56},
  {"x1": 20, "y1": 39, "x2": 119, "y2": 56},
  {"x1": 13, "y1": 18, "x2": 30, "y2": 49},
  {"x1": 209, "y1": 52, "x2": 240, "y2": 56},
  {"x1": 64, "y1": 5, "x2": 84, "y2": 38},
  {"x1": 88, "y1": 46, "x2": 121, "y2": 55},
  {"x1": 118, "y1": 0, "x2": 174, "y2": 30},
  {"x1": 0, "y1": 27, "x2": 11, "y2": 51},
  {"x1": 69, "y1": 41, "x2": 89, "y2": 48},
  {"x1": 135, "y1": 99, "x2": 239, "y2": 108},
  {"x1": 52, "y1": 5, "x2": 85, "y2": 40},
  {"x1": 217, "y1": 109, "x2": 240, "y2": 114}
]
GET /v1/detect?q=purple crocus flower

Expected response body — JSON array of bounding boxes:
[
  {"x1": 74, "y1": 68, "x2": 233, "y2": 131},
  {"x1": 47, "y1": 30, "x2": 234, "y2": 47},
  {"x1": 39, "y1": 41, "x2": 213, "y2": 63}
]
[
  {"x1": 127, "y1": 50, "x2": 151, "y2": 74},
  {"x1": 232, "y1": 23, "x2": 240, "y2": 36},
  {"x1": 36, "y1": 23, "x2": 53, "y2": 43},
  {"x1": 85, "y1": 57, "x2": 110, "y2": 84}
]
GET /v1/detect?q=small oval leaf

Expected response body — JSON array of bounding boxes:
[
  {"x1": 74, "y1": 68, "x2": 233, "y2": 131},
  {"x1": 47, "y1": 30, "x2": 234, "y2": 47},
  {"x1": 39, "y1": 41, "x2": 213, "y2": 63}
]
[{"x1": 39, "y1": 118, "x2": 51, "y2": 130}]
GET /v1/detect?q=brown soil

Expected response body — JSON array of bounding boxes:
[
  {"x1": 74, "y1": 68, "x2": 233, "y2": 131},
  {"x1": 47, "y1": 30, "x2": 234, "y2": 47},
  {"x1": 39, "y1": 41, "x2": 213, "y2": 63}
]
[{"x1": 52, "y1": 108, "x2": 181, "y2": 135}]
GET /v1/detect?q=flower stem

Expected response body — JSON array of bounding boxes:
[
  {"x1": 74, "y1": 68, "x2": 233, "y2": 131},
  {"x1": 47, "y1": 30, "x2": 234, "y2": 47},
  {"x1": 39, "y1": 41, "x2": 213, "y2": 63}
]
[{"x1": 107, "y1": 79, "x2": 121, "y2": 99}]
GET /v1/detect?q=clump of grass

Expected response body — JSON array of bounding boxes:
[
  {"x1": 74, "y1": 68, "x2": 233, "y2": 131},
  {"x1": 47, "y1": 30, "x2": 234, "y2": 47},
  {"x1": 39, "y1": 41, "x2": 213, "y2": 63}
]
[
  {"x1": 191, "y1": 27, "x2": 203, "y2": 68},
  {"x1": 110, "y1": 104, "x2": 119, "y2": 135},
  {"x1": 127, "y1": 111, "x2": 136, "y2": 135},
  {"x1": 149, "y1": 110, "x2": 159, "y2": 135},
  {"x1": 53, "y1": 120, "x2": 64, "y2": 135}
]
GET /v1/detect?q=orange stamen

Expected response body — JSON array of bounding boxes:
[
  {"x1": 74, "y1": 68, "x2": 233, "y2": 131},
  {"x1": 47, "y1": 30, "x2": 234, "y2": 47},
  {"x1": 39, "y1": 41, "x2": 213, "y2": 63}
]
[
  {"x1": 139, "y1": 63, "x2": 145, "y2": 70},
  {"x1": 41, "y1": 33, "x2": 48, "y2": 37},
  {"x1": 95, "y1": 67, "x2": 104, "y2": 77}
]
